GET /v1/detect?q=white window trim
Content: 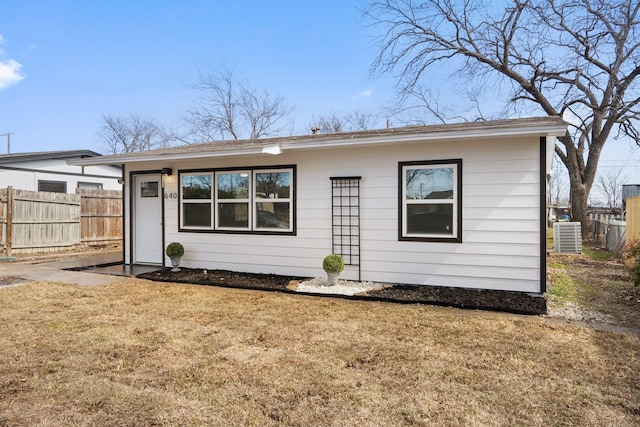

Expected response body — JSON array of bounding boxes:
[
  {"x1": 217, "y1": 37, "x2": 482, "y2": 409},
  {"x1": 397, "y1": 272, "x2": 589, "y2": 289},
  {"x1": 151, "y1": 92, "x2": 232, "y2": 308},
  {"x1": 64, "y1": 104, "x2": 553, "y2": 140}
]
[
  {"x1": 179, "y1": 167, "x2": 295, "y2": 234},
  {"x1": 215, "y1": 170, "x2": 252, "y2": 231},
  {"x1": 400, "y1": 160, "x2": 461, "y2": 242},
  {"x1": 180, "y1": 172, "x2": 214, "y2": 230},
  {"x1": 253, "y1": 168, "x2": 294, "y2": 232}
]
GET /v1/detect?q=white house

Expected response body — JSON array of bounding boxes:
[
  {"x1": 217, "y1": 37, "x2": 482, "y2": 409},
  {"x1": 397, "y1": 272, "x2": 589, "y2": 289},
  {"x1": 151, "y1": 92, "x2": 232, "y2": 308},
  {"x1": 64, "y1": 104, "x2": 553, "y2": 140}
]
[
  {"x1": 0, "y1": 150, "x2": 122, "y2": 193},
  {"x1": 72, "y1": 117, "x2": 567, "y2": 297}
]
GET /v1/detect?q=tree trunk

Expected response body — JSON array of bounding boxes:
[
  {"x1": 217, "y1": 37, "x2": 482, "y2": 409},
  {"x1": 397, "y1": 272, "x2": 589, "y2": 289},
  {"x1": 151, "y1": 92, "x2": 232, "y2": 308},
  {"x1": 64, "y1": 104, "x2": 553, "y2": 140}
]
[{"x1": 569, "y1": 180, "x2": 589, "y2": 237}]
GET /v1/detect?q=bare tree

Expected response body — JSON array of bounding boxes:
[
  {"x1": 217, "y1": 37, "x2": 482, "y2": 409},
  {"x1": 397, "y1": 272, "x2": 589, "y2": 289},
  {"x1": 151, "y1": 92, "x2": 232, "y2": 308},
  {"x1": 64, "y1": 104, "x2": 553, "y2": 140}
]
[
  {"x1": 310, "y1": 111, "x2": 378, "y2": 134},
  {"x1": 365, "y1": 0, "x2": 640, "y2": 233},
  {"x1": 185, "y1": 67, "x2": 293, "y2": 142},
  {"x1": 99, "y1": 114, "x2": 168, "y2": 154},
  {"x1": 596, "y1": 167, "x2": 627, "y2": 209},
  {"x1": 311, "y1": 112, "x2": 347, "y2": 134},
  {"x1": 346, "y1": 111, "x2": 379, "y2": 131}
]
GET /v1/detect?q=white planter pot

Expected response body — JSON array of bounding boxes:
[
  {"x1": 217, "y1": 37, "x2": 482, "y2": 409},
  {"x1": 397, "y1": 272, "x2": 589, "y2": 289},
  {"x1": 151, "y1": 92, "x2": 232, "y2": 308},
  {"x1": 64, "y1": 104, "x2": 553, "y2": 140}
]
[
  {"x1": 170, "y1": 257, "x2": 181, "y2": 272},
  {"x1": 326, "y1": 272, "x2": 340, "y2": 285}
]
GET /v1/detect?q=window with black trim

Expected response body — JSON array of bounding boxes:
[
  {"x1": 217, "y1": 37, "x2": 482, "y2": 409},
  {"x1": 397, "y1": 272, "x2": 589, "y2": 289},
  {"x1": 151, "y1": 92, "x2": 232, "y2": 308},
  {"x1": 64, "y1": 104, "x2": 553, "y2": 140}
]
[
  {"x1": 180, "y1": 166, "x2": 294, "y2": 233},
  {"x1": 182, "y1": 173, "x2": 212, "y2": 227},
  {"x1": 38, "y1": 180, "x2": 66, "y2": 193},
  {"x1": 399, "y1": 159, "x2": 462, "y2": 242}
]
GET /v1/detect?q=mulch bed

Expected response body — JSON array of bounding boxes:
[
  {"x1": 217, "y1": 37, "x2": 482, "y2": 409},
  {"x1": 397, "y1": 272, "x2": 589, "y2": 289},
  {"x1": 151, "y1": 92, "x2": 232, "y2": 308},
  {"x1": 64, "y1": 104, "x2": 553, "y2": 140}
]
[{"x1": 137, "y1": 268, "x2": 547, "y2": 315}]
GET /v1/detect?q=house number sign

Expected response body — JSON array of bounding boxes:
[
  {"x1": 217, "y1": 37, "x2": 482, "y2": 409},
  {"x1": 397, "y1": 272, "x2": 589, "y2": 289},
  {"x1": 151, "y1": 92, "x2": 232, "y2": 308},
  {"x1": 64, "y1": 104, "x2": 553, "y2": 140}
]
[{"x1": 164, "y1": 192, "x2": 178, "y2": 199}]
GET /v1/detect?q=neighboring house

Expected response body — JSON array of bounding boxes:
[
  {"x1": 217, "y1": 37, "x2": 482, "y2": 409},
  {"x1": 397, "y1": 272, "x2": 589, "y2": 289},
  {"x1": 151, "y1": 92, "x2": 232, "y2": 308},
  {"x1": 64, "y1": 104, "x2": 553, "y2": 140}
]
[
  {"x1": 0, "y1": 150, "x2": 122, "y2": 193},
  {"x1": 73, "y1": 117, "x2": 567, "y2": 296}
]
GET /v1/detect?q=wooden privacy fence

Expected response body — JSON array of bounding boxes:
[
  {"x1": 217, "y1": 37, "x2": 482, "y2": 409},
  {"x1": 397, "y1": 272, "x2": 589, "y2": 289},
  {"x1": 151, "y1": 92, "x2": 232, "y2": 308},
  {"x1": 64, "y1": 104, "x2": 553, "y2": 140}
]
[
  {"x1": 77, "y1": 188, "x2": 123, "y2": 248},
  {"x1": 627, "y1": 196, "x2": 640, "y2": 242},
  {"x1": 0, "y1": 187, "x2": 122, "y2": 257}
]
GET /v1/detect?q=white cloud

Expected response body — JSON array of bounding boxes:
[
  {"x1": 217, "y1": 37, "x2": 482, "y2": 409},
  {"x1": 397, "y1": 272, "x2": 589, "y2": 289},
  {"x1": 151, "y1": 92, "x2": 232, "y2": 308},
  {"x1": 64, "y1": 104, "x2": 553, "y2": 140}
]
[
  {"x1": 0, "y1": 35, "x2": 25, "y2": 90},
  {"x1": 352, "y1": 89, "x2": 372, "y2": 100},
  {"x1": 0, "y1": 59, "x2": 25, "y2": 90}
]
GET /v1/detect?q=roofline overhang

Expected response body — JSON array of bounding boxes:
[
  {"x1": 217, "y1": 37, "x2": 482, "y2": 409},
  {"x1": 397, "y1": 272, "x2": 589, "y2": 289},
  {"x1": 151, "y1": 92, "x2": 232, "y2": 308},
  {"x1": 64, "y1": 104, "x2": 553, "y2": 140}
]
[{"x1": 69, "y1": 120, "x2": 568, "y2": 167}]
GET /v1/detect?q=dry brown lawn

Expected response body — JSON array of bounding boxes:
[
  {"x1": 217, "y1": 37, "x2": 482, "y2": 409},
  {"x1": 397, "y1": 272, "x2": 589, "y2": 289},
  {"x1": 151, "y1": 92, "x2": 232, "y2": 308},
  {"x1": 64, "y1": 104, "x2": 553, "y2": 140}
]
[{"x1": 1, "y1": 279, "x2": 639, "y2": 426}]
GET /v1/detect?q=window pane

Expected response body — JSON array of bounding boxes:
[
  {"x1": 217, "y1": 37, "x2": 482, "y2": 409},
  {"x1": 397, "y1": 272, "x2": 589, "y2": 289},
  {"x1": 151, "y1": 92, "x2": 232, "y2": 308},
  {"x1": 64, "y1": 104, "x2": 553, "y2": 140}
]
[
  {"x1": 218, "y1": 203, "x2": 249, "y2": 228},
  {"x1": 256, "y1": 171, "x2": 290, "y2": 199},
  {"x1": 183, "y1": 203, "x2": 212, "y2": 227},
  {"x1": 256, "y1": 202, "x2": 290, "y2": 229},
  {"x1": 406, "y1": 167, "x2": 454, "y2": 200},
  {"x1": 140, "y1": 181, "x2": 159, "y2": 198},
  {"x1": 38, "y1": 180, "x2": 67, "y2": 193},
  {"x1": 217, "y1": 173, "x2": 249, "y2": 199},
  {"x1": 406, "y1": 204, "x2": 453, "y2": 235},
  {"x1": 182, "y1": 175, "x2": 211, "y2": 199}
]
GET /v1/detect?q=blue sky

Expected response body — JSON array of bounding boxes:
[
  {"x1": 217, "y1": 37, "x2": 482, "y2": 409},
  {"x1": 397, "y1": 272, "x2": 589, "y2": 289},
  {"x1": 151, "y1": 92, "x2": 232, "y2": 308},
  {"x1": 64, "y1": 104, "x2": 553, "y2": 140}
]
[
  {"x1": 0, "y1": 0, "x2": 392, "y2": 153},
  {"x1": 0, "y1": 0, "x2": 638, "y2": 194}
]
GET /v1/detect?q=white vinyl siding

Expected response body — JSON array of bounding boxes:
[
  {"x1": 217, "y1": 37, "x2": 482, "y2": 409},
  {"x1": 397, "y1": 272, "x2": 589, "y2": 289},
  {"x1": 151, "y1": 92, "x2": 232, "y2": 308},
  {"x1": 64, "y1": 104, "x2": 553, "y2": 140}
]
[{"x1": 132, "y1": 135, "x2": 543, "y2": 293}]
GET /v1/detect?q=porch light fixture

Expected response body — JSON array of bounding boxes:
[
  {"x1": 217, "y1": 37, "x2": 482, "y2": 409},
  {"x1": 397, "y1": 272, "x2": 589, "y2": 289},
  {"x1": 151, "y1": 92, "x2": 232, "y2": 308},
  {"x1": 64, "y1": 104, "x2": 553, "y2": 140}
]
[
  {"x1": 161, "y1": 167, "x2": 173, "y2": 176},
  {"x1": 262, "y1": 144, "x2": 282, "y2": 155}
]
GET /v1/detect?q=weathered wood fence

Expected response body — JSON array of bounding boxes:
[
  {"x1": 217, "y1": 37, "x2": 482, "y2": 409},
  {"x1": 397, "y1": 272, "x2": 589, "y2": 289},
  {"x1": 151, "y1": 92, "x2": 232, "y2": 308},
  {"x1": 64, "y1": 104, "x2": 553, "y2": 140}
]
[
  {"x1": 627, "y1": 196, "x2": 640, "y2": 242},
  {"x1": 0, "y1": 187, "x2": 122, "y2": 256}
]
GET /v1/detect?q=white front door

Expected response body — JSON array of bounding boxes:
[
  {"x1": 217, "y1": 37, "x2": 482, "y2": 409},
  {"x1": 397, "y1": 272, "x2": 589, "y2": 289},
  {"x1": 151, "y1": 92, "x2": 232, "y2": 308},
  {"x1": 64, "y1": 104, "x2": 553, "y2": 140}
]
[{"x1": 133, "y1": 174, "x2": 163, "y2": 264}]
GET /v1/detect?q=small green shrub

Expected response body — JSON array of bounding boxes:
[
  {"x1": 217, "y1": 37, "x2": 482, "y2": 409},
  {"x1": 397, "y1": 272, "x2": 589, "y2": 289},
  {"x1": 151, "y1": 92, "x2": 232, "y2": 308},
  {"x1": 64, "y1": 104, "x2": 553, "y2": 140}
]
[
  {"x1": 322, "y1": 254, "x2": 345, "y2": 273},
  {"x1": 165, "y1": 242, "x2": 184, "y2": 258},
  {"x1": 623, "y1": 239, "x2": 640, "y2": 287}
]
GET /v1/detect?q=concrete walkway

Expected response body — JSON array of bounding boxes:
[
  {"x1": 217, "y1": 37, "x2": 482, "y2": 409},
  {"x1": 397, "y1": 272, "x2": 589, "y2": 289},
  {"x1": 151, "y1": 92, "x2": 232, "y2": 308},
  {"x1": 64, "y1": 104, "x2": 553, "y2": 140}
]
[{"x1": 0, "y1": 251, "x2": 159, "y2": 287}]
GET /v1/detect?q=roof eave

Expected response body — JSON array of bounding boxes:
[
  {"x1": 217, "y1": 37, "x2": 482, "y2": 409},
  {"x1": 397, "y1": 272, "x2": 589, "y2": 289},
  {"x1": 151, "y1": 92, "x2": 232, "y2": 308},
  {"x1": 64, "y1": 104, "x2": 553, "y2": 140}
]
[{"x1": 70, "y1": 120, "x2": 568, "y2": 167}]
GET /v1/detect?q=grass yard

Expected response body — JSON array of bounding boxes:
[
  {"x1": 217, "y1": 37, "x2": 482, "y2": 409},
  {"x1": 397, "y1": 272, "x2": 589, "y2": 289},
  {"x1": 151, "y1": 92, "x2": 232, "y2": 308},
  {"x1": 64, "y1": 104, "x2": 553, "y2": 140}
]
[{"x1": 1, "y1": 279, "x2": 639, "y2": 426}]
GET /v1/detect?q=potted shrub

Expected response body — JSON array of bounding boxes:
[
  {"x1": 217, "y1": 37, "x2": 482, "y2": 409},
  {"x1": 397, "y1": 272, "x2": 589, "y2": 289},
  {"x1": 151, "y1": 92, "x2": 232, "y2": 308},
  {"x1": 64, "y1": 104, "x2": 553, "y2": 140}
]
[
  {"x1": 165, "y1": 242, "x2": 184, "y2": 272},
  {"x1": 322, "y1": 253, "x2": 345, "y2": 285}
]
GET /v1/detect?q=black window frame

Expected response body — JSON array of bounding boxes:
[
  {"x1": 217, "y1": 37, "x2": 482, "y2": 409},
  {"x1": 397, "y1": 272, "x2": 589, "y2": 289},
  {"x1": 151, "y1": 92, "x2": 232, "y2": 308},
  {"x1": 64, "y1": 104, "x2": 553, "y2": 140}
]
[
  {"x1": 398, "y1": 159, "x2": 462, "y2": 243},
  {"x1": 178, "y1": 165, "x2": 296, "y2": 236},
  {"x1": 38, "y1": 180, "x2": 67, "y2": 193}
]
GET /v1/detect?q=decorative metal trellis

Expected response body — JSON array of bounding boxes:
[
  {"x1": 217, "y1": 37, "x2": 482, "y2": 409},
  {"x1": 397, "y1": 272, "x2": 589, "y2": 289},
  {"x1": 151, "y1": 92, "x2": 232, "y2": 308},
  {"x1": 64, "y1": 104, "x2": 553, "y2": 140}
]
[{"x1": 330, "y1": 176, "x2": 361, "y2": 280}]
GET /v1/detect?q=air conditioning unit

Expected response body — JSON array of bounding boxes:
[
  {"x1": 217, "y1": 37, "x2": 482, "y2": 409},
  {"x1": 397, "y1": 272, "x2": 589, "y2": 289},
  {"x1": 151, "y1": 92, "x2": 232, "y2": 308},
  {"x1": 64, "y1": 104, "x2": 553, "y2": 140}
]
[{"x1": 553, "y1": 222, "x2": 582, "y2": 254}]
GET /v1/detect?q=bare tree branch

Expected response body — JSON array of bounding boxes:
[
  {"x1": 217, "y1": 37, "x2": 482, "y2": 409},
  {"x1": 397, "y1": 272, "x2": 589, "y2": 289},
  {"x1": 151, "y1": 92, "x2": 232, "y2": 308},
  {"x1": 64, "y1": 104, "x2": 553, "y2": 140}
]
[
  {"x1": 364, "y1": 0, "x2": 640, "y2": 230},
  {"x1": 310, "y1": 111, "x2": 379, "y2": 134},
  {"x1": 99, "y1": 114, "x2": 168, "y2": 154},
  {"x1": 185, "y1": 66, "x2": 293, "y2": 142}
]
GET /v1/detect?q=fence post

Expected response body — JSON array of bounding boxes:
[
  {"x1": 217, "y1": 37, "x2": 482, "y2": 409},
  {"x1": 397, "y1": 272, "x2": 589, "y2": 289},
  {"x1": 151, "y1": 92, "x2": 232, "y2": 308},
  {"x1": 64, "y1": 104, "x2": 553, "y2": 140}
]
[{"x1": 6, "y1": 186, "x2": 12, "y2": 257}]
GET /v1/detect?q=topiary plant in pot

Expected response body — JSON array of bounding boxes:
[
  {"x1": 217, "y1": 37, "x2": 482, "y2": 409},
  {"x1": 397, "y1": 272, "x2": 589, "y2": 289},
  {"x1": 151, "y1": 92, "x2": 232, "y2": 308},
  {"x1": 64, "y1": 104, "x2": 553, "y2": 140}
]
[
  {"x1": 165, "y1": 242, "x2": 184, "y2": 272},
  {"x1": 322, "y1": 253, "x2": 345, "y2": 285}
]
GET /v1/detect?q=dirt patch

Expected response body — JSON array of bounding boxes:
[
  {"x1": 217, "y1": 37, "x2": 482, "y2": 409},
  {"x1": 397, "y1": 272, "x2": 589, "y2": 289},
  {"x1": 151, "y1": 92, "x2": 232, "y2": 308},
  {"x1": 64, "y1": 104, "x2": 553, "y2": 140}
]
[
  {"x1": 137, "y1": 268, "x2": 547, "y2": 314},
  {"x1": 547, "y1": 251, "x2": 640, "y2": 331},
  {"x1": 0, "y1": 276, "x2": 26, "y2": 287}
]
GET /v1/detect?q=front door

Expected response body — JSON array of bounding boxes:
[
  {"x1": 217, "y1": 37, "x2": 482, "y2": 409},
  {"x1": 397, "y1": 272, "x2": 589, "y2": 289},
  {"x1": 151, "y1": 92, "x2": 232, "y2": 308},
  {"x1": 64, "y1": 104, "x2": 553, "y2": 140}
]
[{"x1": 133, "y1": 173, "x2": 163, "y2": 264}]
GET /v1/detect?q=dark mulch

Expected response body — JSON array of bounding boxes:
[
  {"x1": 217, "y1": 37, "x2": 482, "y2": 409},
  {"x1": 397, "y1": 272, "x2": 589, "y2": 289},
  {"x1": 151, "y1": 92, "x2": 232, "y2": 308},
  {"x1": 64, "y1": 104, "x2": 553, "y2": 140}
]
[{"x1": 137, "y1": 268, "x2": 547, "y2": 315}]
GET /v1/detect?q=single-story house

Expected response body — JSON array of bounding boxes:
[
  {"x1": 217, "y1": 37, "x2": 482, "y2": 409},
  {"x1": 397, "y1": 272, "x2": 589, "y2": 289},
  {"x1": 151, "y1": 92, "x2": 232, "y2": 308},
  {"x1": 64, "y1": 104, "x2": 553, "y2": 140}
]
[
  {"x1": 72, "y1": 117, "x2": 567, "y2": 297},
  {"x1": 0, "y1": 150, "x2": 122, "y2": 193}
]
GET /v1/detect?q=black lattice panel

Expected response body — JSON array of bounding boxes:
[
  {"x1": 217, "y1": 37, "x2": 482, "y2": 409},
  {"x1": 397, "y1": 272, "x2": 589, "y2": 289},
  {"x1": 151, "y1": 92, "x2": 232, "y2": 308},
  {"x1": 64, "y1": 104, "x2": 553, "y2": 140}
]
[{"x1": 330, "y1": 177, "x2": 361, "y2": 278}]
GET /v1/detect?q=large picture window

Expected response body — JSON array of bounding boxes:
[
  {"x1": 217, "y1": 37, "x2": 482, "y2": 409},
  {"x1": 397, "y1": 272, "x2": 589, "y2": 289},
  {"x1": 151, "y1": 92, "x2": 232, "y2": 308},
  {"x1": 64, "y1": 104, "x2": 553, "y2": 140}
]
[
  {"x1": 399, "y1": 159, "x2": 462, "y2": 242},
  {"x1": 180, "y1": 166, "x2": 294, "y2": 234}
]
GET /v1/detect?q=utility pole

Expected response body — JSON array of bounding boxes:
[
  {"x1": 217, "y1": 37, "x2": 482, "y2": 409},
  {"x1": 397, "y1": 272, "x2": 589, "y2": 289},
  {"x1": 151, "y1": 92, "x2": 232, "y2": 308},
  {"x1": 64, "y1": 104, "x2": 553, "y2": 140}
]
[{"x1": 0, "y1": 132, "x2": 14, "y2": 154}]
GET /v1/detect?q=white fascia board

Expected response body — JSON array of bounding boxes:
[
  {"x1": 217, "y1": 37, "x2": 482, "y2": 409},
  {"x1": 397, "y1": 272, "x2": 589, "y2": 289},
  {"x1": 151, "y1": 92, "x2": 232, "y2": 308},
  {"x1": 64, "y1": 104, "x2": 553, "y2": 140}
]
[
  {"x1": 71, "y1": 123, "x2": 567, "y2": 166},
  {"x1": 281, "y1": 123, "x2": 568, "y2": 151},
  {"x1": 68, "y1": 147, "x2": 268, "y2": 166}
]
